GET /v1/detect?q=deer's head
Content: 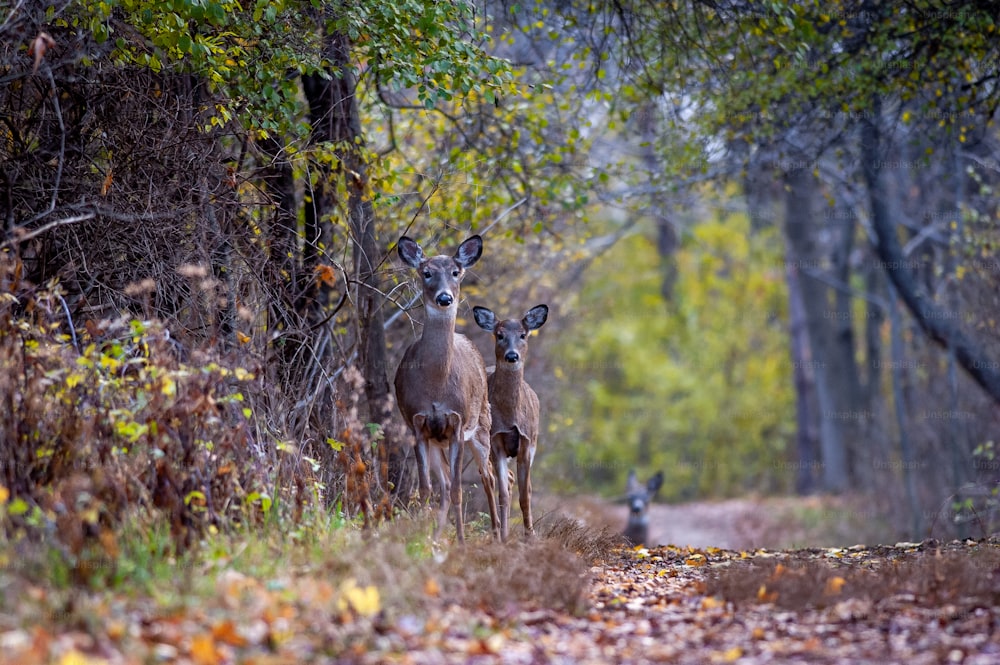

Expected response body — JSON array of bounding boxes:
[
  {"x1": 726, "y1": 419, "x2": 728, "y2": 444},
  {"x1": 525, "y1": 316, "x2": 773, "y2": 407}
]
[
  {"x1": 473, "y1": 304, "x2": 548, "y2": 371},
  {"x1": 398, "y1": 235, "x2": 483, "y2": 316},
  {"x1": 623, "y1": 469, "x2": 663, "y2": 546}
]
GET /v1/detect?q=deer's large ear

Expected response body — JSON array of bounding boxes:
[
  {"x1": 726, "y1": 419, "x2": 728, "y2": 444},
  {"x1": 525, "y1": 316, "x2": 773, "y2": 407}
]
[
  {"x1": 473, "y1": 306, "x2": 496, "y2": 332},
  {"x1": 397, "y1": 236, "x2": 425, "y2": 268},
  {"x1": 523, "y1": 304, "x2": 548, "y2": 331},
  {"x1": 626, "y1": 469, "x2": 641, "y2": 494},
  {"x1": 454, "y1": 235, "x2": 483, "y2": 268},
  {"x1": 647, "y1": 471, "x2": 664, "y2": 494}
]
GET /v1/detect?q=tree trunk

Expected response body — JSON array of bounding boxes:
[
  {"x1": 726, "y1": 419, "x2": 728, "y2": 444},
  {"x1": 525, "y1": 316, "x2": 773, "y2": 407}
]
[
  {"x1": 303, "y1": 27, "x2": 397, "y2": 497},
  {"x1": 887, "y1": 283, "x2": 924, "y2": 538},
  {"x1": 783, "y1": 166, "x2": 849, "y2": 492},
  {"x1": 861, "y1": 98, "x2": 1000, "y2": 404},
  {"x1": 636, "y1": 102, "x2": 677, "y2": 301},
  {"x1": 786, "y1": 260, "x2": 819, "y2": 494}
]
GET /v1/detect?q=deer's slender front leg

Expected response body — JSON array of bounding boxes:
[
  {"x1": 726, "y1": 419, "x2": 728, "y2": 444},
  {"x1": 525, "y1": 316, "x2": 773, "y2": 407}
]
[
  {"x1": 518, "y1": 438, "x2": 534, "y2": 538},
  {"x1": 448, "y1": 437, "x2": 465, "y2": 543},
  {"x1": 492, "y1": 441, "x2": 511, "y2": 541},
  {"x1": 412, "y1": 418, "x2": 432, "y2": 504}
]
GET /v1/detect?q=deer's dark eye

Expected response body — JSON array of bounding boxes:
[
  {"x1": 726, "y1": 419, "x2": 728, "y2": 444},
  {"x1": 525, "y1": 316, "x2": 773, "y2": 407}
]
[
  {"x1": 422, "y1": 270, "x2": 432, "y2": 279},
  {"x1": 452, "y1": 269, "x2": 460, "y2": 277},
  {"x1": 520, "y1": 333, "x2": 527, "y2": 339},
  {"x1": 497, "y1": 333, "x2": 505, "y2": 341}
]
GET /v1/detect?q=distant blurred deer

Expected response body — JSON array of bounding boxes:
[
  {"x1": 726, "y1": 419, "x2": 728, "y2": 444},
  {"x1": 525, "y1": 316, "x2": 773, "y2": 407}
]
[{"x1": 623, "y1": 470, "x2": 663, "y2": 546}]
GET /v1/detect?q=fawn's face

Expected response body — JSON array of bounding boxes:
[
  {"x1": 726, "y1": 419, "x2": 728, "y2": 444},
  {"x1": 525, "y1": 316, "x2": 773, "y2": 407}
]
[
  {"x1": 493, "y1": 319, "x2": 531, "y2": 369},
  {"x1": 474, "y1": 304, "x2": 548, "y2": 371},
  {"x1": 626, "y1": 471, "x2": 664, "y2": 518}
]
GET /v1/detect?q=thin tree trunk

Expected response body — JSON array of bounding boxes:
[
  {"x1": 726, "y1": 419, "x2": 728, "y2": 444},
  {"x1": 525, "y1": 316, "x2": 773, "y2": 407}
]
[
  {"x1": 786, "y1": 260, "x2": 819, "y2": 494},
  {"x1": 887, "y1": 283, "x2": 924, "y2": 538},
  {"x1": 636, "y1": 101, "x2": 677, "y2": 301},
  {"x1": 303, "y1": 27, "x2": 397, "y2": 497},
  {"x1": 784, "y1": 166, "x2": 849, "y2": 492},
  {"x1": 861, "y1": 97, "x2": 1000, "y2": 404}
]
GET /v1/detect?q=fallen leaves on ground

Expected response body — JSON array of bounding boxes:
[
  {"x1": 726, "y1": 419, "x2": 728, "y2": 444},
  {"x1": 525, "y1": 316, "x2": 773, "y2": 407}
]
[{"x1": 4, "y1": 537, "x2": 1000, "y2": 664}]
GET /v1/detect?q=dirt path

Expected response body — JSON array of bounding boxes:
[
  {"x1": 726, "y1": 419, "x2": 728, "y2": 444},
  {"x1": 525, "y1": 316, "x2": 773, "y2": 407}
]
[
  {"x1": 548, "y1": 494, "x2": 815, "y2": 551},
  {"x1": 645, "y1": 499, "x2": 774, "y2": 549}
]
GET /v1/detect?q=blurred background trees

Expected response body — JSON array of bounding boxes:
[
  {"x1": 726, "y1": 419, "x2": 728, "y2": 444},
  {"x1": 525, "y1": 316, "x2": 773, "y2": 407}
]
[{"x1": 2, "y1": 0, "x2": 999, "y2": 547}]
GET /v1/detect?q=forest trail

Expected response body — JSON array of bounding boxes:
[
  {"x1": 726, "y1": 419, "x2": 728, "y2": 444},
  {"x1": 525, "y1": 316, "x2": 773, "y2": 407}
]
[{"x1": 7, "y1": 497, "x2": 998, "y2": 664}]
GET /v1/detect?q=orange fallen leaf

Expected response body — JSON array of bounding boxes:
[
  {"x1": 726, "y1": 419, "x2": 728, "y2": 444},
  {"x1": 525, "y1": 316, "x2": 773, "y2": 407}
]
[
  {"x1": 212, "y1": 620, "x2": 246, "y2": 648},
  {"x1": 190, "y1": 633, "x2": 219, "y2": 665},
  {"x1": 100, "y1": 169, "x2": 113, "y2": 197},
  {"x1": 757, "y1": 584, "x2": 778, "y2": 602},
  {"x1": 424, "y1": 576, "x2": 440, "y2": 597},
  {"x1": 701, "y1": 595, "x2": 725, "y2": 609},
  {"x1": 825, "y1": 576, "x2": 846, "y2": 595}
]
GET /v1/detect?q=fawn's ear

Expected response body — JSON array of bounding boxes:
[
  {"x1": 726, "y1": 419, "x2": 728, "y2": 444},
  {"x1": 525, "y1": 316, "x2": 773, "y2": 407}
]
[
  {"x1": 626, "y1": 469, "x2": 641, "y2": 494},
  {"x1": 647, "y1": 471, "x2": 664, "y2": 494},
  {"x1": 454, "y1": 235, "x2": 483, "y2": 268},
  {"x1": 397, "y1": 236, "x2": 425, "y2": 268},
  {"x1": 523, "y1": 304, "x2": 548, "y2": 331},
  {"x1": 473, "y1": 306, "x2": 496, "y2": 332}
]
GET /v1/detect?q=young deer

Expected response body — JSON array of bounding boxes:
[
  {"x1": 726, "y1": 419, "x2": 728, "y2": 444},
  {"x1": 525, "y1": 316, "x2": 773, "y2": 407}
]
[
  {"x1": 473, "y1": 304, "x2": 548, "y2": 541},
  {"x1": 623, "y1": 470, "x2": 663, "y2": 546},
  {"x1": 393, "y1": 235, "x2": 500, "y2": 543}
]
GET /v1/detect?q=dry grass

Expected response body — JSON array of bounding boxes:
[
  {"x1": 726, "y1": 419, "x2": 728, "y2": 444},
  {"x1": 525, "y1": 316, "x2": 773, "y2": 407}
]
[{"x1": 708, "y1": 541, "x2": 1000, "y2": 610}]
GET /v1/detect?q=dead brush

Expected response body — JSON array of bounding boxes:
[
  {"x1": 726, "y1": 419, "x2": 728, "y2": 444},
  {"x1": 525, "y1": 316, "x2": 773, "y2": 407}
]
[
  {"x1": 707, "y1": 544, "x2": 1000, "y2": 610},
  {"x1": 0, "y1": 259, "x2": 273, "y2": 566}
]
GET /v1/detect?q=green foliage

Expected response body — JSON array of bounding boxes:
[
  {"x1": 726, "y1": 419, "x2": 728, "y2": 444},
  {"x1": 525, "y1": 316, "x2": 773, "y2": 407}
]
[
  {"x1": 608, "y1": 0, "x2": 999, "y2": 146},
  {"x1": 544, "y1": 212, "x2": 793, "y2": 499}
]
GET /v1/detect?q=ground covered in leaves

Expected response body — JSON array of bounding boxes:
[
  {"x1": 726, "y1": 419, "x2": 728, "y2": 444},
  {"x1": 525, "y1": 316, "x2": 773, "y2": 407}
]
[{"x1": 3, "y1": 515, "x2": 1000, "y2": 664}]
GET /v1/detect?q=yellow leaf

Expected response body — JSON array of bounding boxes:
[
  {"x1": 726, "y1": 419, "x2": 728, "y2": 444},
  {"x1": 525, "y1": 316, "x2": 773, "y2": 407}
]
[
  {"x1": 161, "y1": 376, "x2": 176, "y2": 396},
  {"x1": 825, "y1": 576, "x2": 846, "y2": 595},
  {"x1": 236, "y1": 331, "x2": 251, "y2": 344},
  {"x1": 720, "y1": 646, "x2": 743, "y2": 662},
  {"x1": 338, "y1": 578, "x2": 380, "y2": 617},
  {"x1": 424, "y1": 576, "x2": 440, "y2": 597},
  {"x1": 0, "y1": 486, "x2": 8, "y2": 505},
  {"x1": 58, "y1": 651, "x2": 109, "y2": 665}
]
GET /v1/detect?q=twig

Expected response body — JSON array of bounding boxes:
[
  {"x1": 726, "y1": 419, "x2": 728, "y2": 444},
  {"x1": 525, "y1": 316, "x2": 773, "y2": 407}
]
[
  {"x1": 0, "y1": 0, "x2": 24, "y2": 34},
  {"x1": 1, "y1": 212, "x2": 96, "y2": 250},
  {"x1": 56, "y1": 292, "x2": 78, "y2": 353}
]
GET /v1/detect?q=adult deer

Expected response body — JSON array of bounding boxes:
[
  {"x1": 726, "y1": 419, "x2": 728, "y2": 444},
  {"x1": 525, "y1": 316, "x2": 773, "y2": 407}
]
[
  {"x1": 623, "y1": 470, "x2": 663, "y2": 546},
  {"x1": 393, "y1": 235, "x2": 500, "y2": 543},
  {"x1": 473, "y1": 304, "x2": 548, "y2": 541}
]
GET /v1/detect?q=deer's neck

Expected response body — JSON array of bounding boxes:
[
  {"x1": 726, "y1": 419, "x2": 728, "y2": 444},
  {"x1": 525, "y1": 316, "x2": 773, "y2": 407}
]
[
  {"x1": 491, "y1": 365, "x2": 523, "y2": 413},
  {"x1": 416, "y1": 309, "x2": 457, "y2": 381}
]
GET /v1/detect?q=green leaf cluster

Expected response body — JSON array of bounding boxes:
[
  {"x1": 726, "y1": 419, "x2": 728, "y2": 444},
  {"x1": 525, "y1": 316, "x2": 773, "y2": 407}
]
[{"x1": 545, "y1": 212, "x2": 794, "y2": 498}]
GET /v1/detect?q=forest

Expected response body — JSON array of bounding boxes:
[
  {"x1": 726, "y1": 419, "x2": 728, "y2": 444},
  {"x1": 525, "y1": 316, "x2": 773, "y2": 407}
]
[{"x1": 3, "y1": 0, "x2": 1000, "y2": 662}]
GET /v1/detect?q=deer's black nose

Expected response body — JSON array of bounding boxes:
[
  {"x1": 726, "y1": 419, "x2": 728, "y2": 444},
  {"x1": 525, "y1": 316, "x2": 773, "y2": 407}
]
[
  {"x1": 435, "y1": 293, "x2": 453, "y2": 307},
  {"x1": 630, "y1": 498, "x2": 645, "y2": 515},
  {"x1": 504, "y1": 351, "x2": 520, "y2": 363}
]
